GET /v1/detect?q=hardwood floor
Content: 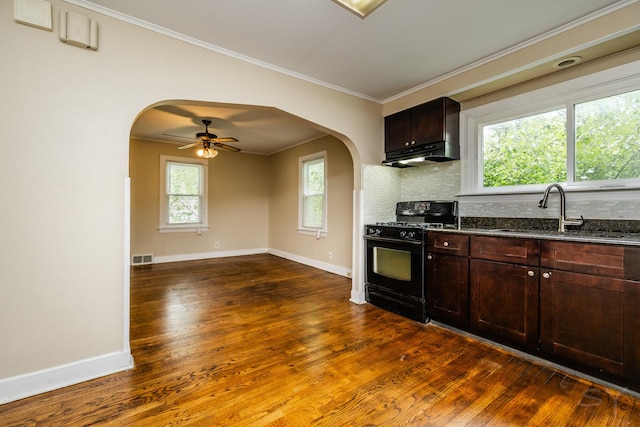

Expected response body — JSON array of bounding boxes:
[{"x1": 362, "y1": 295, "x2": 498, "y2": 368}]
[{"x1": 1, "y1": 254, "x2": 639, "y2": 426}]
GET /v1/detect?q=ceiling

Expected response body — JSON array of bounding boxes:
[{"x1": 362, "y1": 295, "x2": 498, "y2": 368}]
[
  {"x1": 131, "y1": 102, "x2": 329, "y2": 155},
  {"x1": 74, "y1": 0, "x2": 638, "y2": 154}
]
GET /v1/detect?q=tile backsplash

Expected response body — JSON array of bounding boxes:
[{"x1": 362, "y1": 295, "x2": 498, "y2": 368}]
[{"x1": 363, "y1": 161, "x2": 640, "y2": 221}]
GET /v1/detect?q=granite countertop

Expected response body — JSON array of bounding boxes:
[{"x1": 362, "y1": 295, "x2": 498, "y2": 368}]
[{"x1": 432, "y1": 227, "x2": 640, "y2": 246}]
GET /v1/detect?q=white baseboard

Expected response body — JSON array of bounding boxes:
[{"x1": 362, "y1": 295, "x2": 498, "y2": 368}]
[
  {"x1": 1, "y1": 249, "x2": 351, "y2": 404},
  {"x1": 152, "y1": 248, "x2": 352, "y2": 279},
  {"x1": 0, "y1": 350, "x2": 134, "y2": 405},
  {"x1": 267, "y1": 248, "x2": 352, "y2": 278},
  {"x1": 153, "y1": 248, "x2": 269, "y2": 264},
  {"x1": 350, "y1": 289, "x2": 366, "y2": 304}
]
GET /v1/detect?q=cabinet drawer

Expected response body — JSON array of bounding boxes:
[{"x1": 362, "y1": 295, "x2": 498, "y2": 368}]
[
  {"x1": 428, "y1": 232, "x2": 469, "y2": 256},
  {"x1": 540, "y1": 240, "x2": 629, "y2": 279},
  {"x1": 470, "y1": 235, "x2": 539, "y2": 266}
]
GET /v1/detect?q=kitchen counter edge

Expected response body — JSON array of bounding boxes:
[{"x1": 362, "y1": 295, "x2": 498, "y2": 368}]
[{"x1": 430, "y1": 228, "x2": 640, "y2": 246}]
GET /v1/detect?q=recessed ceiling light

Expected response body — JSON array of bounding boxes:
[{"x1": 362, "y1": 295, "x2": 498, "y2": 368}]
[
  {"x1": 332, "y1": 0, "x2": 389, "y2": 18},
  {"x1": 553, "y1": 56, "x2": 583, "y2": 69}
]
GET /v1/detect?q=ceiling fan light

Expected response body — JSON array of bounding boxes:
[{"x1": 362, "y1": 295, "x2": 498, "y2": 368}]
[
  {"x1": 196, "y1": 148, "x2": 205, "y2": 157},
  {"x1": 202, "y1": 148, "x2": 218, "y2": 159},
  {"x1": 332, "y1": 0, "x2": 388, "y2": 17}
]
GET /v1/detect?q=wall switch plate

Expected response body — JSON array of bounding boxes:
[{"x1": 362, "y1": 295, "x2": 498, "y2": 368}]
[{"x1": 14, "y1": 0, "x2": 52, "y2": 31}]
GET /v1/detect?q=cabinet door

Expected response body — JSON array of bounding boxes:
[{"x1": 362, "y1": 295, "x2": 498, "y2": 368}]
[
  {"x1": 540, "y1": 270, "x2": 640, "y2": 380},
  {"x1": 384, "y1": 110, "x2": 413, "y2": 153},
  {"x1": 427, "y1": 253, "x2": 469, "y2": 327},
  {"x1": 413, "y1": 100, "x2": 445, "y2": 145},
  {"x1": 470, "y1": 259, "x2": 539, "y2": 349}
]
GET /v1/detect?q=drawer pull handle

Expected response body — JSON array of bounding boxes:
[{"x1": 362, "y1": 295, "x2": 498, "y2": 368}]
[
  {"x1": 427, "y1": 254, "x2": 433, "y2": 260},
  {"x1": 542, "y1": 272, "x2": 551, "y2": 279},
  {"x1": 527, "y1": 270, "x2": 535, "y2": 277},
  {"x1": 443, "y1": 242, "x2": 449, "y2": 247}
]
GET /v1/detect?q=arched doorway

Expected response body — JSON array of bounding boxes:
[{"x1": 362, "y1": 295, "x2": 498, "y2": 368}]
[{"x1": 129, "y1": 100, "x2": 358, "y2": 286}]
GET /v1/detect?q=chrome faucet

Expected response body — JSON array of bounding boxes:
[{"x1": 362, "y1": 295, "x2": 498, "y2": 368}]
[{"x1": 538, "y1": 183, "x2": 584, "y2": 233}]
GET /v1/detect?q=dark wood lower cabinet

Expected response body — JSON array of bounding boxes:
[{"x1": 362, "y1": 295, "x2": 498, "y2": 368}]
[
  {"x1": 470, "y1": 259, "x2": 539, "y2": 350},
  {"x1": 540, "y1": 269, "x2": 640, "y2": 382},
  {"x1": 427, "y1": 252, "x2": 469, "y2": 327},
  {"x1": 429, "y1": 232, "x2": 640, "y2": 389}
]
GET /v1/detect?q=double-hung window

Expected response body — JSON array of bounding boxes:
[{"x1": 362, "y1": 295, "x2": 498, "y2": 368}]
[
  {"x1": 159, "y1": 155, "x2": 208, "y2": 232},
  {"x1": 462, "y1": 61, "x2": 640, "y2": 196},
  {"x1": 299, "y1": 151, "x2": 327, "y2": 235}
]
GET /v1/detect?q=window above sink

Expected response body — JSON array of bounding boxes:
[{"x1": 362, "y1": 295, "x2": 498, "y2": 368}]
[{"x1": 460, "y1": 60, "x2": 640, "y2": 199}]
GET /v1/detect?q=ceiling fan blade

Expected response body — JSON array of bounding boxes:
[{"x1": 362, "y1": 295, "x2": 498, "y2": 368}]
[
  {"x1": 213, "y1": 142, "x2": 241, "y2": 152},
  {"x1": 162, "y1": 133, "x2": 196, "y2": 141},
  {"x1": 212, "y1": 137, "x2": 239, "y2": 143},
  {"x1": 178, "y1": 142, "x2": 198, "y2": 150},
  {"x1": 155, "y1": 105, "x2": 195, "y2": 118}
]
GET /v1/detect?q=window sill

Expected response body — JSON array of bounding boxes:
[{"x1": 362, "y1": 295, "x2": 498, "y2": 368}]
[
  {"x1": 159, "y1": 225, "x2": 209, "y2": 233},
  {"x1": 458, "y1": 186, "x2": 640, "y2": 203},
  {"x1": 297, "y1": 228, "x2": 328, "y2": 238}
]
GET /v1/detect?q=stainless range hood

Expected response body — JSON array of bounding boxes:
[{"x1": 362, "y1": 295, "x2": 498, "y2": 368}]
[{"x1": 382, "y1": 142, "x2": 459, "y2": 168}]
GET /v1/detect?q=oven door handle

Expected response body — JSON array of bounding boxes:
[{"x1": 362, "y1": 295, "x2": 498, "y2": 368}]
[{"x1": 364, "y1": 236, "x2": 423, "y2": 245}]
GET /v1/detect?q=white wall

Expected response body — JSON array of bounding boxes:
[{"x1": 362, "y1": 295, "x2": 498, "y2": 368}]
[{"x1": 0, "y1": 0, "x2": 382, "y2": 402}]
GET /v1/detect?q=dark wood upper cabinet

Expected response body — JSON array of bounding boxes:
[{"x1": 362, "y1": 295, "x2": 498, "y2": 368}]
[
  {"x1": 384, "y1": 109, "x2": 413, "y2": 153},
  {"x1": 384, "y1": 97, "x2": 460, "y2": 162}
]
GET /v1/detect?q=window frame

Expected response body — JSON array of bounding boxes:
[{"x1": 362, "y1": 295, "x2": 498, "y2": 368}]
[
  {"x1": 298, "y1": 150, "x2": 328, "y2": 236},
  {"x1": 159, "y1": 155, "x2": 209, "y2": 233},
  {"x1": 461, "y1": 60, "x2": 640, "y2": 200}
]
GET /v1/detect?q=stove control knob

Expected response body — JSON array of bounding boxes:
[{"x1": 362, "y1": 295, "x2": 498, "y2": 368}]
[
  {"x1": 399, "y1": 231, "x2": 407, "y2": 238},
  {"x1": 407, "y1": 231, "x2": 416, "y2": 239}
]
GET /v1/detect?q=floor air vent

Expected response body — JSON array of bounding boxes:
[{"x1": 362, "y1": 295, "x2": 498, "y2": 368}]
[{"x1": 132, "y1": 254, "x2": 153, "y2": 265}]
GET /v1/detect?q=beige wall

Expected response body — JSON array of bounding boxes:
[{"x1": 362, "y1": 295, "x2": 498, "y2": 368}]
[
  {"x1": 269, "y1": 135, "x2": 354, "y2": 270},
  {"x1": 130, "y1": 135, "x2": 353, "y2": 272},
  {"x1": 0, "y1": 0, "x2": 380, "y2": 388},
  {"x1": 130, "y1": 139, "x2": 270, "y2": 258}
]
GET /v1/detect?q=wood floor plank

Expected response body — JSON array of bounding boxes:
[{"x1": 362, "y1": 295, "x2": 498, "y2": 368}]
[{"x1": 1, "y1": 254, "x2": 639, "y2": 426}]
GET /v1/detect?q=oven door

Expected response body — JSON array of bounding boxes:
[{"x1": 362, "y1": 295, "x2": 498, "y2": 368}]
[{"x1": 364, "y1": 236, "x2": 424, "y2": 299}]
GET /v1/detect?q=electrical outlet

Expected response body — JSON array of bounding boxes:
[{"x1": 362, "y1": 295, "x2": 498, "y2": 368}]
[
  {"x1": 215, "y1": 242, "x2": 220, "y2": 248},
  {"x1": 328, "y1": 251, "x2": 333, "y2": 260}
]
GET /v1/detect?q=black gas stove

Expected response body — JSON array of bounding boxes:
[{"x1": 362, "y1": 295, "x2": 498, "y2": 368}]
[{"x1": 364, "y1": 201, "x2": 458, "y2": 322}]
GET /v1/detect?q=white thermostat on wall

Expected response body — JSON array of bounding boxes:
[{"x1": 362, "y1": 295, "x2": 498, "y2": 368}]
[{"x1": 59, "y1": 10, "x2": 98, "y2": 50}]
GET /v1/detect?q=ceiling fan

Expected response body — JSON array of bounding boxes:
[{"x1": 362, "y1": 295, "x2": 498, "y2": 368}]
[{"x1": 164, "y1": 119, "x2": 240, "y2": 159}]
